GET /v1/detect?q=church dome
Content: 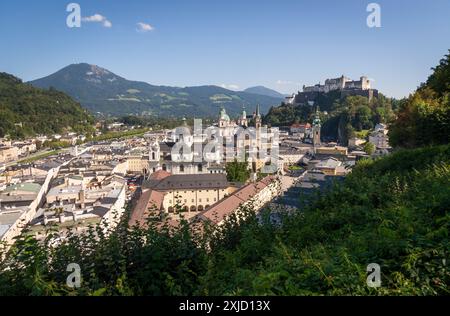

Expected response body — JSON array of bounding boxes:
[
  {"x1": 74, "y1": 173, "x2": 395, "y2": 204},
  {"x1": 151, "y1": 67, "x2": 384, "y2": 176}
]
[{"x1": 220, "y1": 108, "x2": 230, "y2": 121}]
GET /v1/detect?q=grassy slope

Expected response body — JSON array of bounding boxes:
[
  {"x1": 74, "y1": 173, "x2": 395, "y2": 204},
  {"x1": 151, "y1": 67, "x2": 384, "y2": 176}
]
[{"x1": 200, "y1": 145, "x2": 450, "y2": 295}]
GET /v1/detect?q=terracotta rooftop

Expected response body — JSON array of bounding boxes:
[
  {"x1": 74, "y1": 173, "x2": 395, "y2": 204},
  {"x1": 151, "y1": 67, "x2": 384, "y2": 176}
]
[
  {"x1": 129, "y1": 189, "x2": 166, "y2": 227},
  {"x1": 149, "y1": 170, "x2": 172, "y2": 181},
  {"x1": 197, "y1": 176, "x2": 275, "y2": 225}
]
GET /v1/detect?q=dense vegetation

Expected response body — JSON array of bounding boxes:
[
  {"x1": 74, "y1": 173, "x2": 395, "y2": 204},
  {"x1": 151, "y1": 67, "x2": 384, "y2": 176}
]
[
  {"x1": 226, "y1": 160, "x2": 251, "y2": 183},
  {"x1": 0, "y1": 73, "x2": 94, "y2": 139},
  {"x1": 389, "y1": 51, "x2": 450, "y2": 148},
  {"x1": 264, "y1": 88, "x2": 398, "y2": 145}
]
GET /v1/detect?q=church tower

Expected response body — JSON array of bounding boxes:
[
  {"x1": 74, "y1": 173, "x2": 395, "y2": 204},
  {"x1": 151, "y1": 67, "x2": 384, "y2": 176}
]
[
  {"x1": 149, "y1": 140, "x2": 160, "y2": 162},
  {"x1": 239, "y1": 106, "x2": 248, "y2": 127},
  {"x1": 255, "y1": 104, "x2": 262, "y2": 130},
  {"x1": 312, "y1": 107, "x2": 322, "y2": 152},
  {"x1": 219, "y1": 107, "x2": 231, "y2": 128}
]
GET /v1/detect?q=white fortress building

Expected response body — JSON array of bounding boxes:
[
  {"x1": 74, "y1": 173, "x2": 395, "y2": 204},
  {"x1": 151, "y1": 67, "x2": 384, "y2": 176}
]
[
  {"x1": 285, "y1": 75, "x2": 378, "y2": 105},
  {"x1": 303, "y1": 76, "x2": 371, "y2": 93}
]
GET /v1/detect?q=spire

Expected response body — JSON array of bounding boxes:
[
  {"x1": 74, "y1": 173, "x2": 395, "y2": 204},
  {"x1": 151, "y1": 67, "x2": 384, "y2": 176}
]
[
  {"x1": 313, "y1": 106, "x2": 321, "y2": 126},
  {"x1": 256, "y1": 104, "x2": 261, "y2": 118}
]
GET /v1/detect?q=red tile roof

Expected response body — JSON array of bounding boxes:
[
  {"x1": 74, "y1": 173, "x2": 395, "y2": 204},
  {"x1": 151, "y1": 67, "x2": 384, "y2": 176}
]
[
  {"x1": 197, "y1": 176, "x2": 275, "y2": 225},
  {"x1": 149, "y1": 170, "x2": 172, "y2": 181},
  {"x1": 129, "y1": 189, "x2": 166, "y2": 227}
]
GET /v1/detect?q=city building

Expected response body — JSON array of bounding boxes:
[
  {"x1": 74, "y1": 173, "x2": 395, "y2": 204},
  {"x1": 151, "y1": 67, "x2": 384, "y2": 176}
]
[
  {"x1": 0, "y1": 146, "x2": 19, "y2": 164},
  {"x1": 369, "y1": 123, "x2": 391, "y2": 150}
]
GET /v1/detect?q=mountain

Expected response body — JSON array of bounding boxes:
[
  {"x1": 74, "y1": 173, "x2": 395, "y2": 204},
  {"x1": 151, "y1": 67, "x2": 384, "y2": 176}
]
[
  {"x1": 29, "y1": 64, "x2": 283, "y2": 118},
  {"x1": 0, "y1": 72, "x2": 94, "y2": 139},
  {"x1": 244, "y1": 86, "x2": 286, "y2": 99}
]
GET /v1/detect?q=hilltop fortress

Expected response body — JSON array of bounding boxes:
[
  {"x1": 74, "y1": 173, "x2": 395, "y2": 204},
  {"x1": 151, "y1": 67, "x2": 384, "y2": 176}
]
[{"x1": 285, "y1": 75, "x2": 378, "y2": 105}]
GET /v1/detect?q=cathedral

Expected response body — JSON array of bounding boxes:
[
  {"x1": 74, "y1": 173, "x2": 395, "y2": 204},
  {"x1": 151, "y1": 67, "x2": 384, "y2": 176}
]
[{"x1": 142, "y1": 105, "x2": 279, "y2": 178}]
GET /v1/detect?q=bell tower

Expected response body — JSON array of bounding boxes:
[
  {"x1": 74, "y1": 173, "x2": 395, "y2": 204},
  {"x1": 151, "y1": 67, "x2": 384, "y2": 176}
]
[
  {"x1": 255, "y1": 104, "x2": 262, "y2": 130},
  {"x1": 149, "y1": 140, "x2": 160, "y2": 162},
  {"x1": 312, "y1": 107, "x2": 321, "y2": 153}
]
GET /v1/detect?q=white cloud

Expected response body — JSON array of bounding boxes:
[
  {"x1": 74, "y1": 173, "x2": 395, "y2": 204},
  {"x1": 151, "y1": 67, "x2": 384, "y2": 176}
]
[
  {"x1": 82, "y1": 14, "x2": 112, "y2": 28},
  {"x1": 103, "y1": 20, "x2": 112, "y2": 28},
  {"x1": 220, "y1": 84, "x2": 240, "y2": 91},
  {"x1": 137, "y1": 22, "x2": 155, "y2": 32}
]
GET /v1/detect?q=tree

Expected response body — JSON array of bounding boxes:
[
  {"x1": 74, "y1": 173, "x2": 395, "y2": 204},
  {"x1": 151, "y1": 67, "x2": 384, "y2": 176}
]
[
  {"x1": 426, "y1": 49, "x2": 450, "y2": 97},
  {"x1": 226, "y1": 160, "x2": 251, "y2": 183},
  {"x1": 390, "y1": 50, "x2": 450, "y2": 148},
  {"x1": 363, "y1": 142, "x2": 375, "y2": 155}
]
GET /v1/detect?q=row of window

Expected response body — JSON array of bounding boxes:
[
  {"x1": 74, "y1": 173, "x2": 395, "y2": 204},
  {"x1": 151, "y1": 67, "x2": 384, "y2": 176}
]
[
  {"x1": 162, "y1": 164, "x2": 204, "y2": 172},
  {"x1": 169, "y1": 197, "x2": 217, "y2": 204},
  {"x1": 168, "y1": 205, "x2": 210, "y2": 213},
  {"x1": 168, "y1": 189, "x2": 224, "y2": 194}
]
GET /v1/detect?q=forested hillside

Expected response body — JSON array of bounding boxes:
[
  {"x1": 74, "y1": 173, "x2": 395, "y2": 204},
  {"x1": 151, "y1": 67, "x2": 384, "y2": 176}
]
[
  {"x1": 265, "y1": 91, "x2": 397, "y2": 144},
  {"x1": 0, "y1": 73, "x2": 94, "y2": 138},
  {"x1": 389, "y1": 51, "x2": 450, "y2": 148},
  {"x1": 30, "y1": 64, "x2": 282, "y2": 118}
]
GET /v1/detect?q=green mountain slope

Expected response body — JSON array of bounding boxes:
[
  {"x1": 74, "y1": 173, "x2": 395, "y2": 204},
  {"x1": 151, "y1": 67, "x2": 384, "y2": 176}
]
[
  {"x1": 244, "y1": 86, "x2": 286, "y2": 99},
  {"x1": 0, "y1": 73, "x2": 94, "y2": 138},
  {"x1": 29, "y1": 64, "x2": 282, "y2": 118}
]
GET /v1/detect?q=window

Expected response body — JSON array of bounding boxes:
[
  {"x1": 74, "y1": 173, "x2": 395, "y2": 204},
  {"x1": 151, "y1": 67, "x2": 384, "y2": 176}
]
[
  {"x1": 199, "y1": 199, "x2": 202, "y2": 203},
  {"x1": 206, "y1": 198, "x2": 210, "y2": 202},
  {"x1": 198, "y1": 164, "x2": 203, "y2": 172},
  {"x1": 152, "y1": 152, "x2": 156, "y2": 160},
  {"x1": 180, "y1": 165, "x2": 185, "y2": 173},
  {"x1": 162, "y1": 164, "x2": 167, "y2": 171},
  {"x1": 192, "y1": 199, "x2": 195, "y2": 203}
]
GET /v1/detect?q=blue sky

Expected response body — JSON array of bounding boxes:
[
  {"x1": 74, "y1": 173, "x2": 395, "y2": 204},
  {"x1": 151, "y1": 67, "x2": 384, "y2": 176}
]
[{"x1": 0, "y1": 0, "x2": 449, "y2": 98}]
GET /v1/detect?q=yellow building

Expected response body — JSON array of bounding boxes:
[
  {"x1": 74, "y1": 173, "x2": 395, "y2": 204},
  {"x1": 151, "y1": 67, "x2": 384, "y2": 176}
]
[
  {"x1": 141, "y1": 171, "x2": 237, "y2": 218},
  {"x1": 315, "y1": 146, "x2": 348, "y2": 156},
  {"x1": 0, "y1": 146, "x2": 19, "y2": 164}
]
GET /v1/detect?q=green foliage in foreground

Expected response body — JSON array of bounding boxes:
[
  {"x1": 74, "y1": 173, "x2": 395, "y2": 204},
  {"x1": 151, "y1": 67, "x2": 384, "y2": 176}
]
[{"x1": 0, "y1": 145, "x2": 449, "y2": 296}]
